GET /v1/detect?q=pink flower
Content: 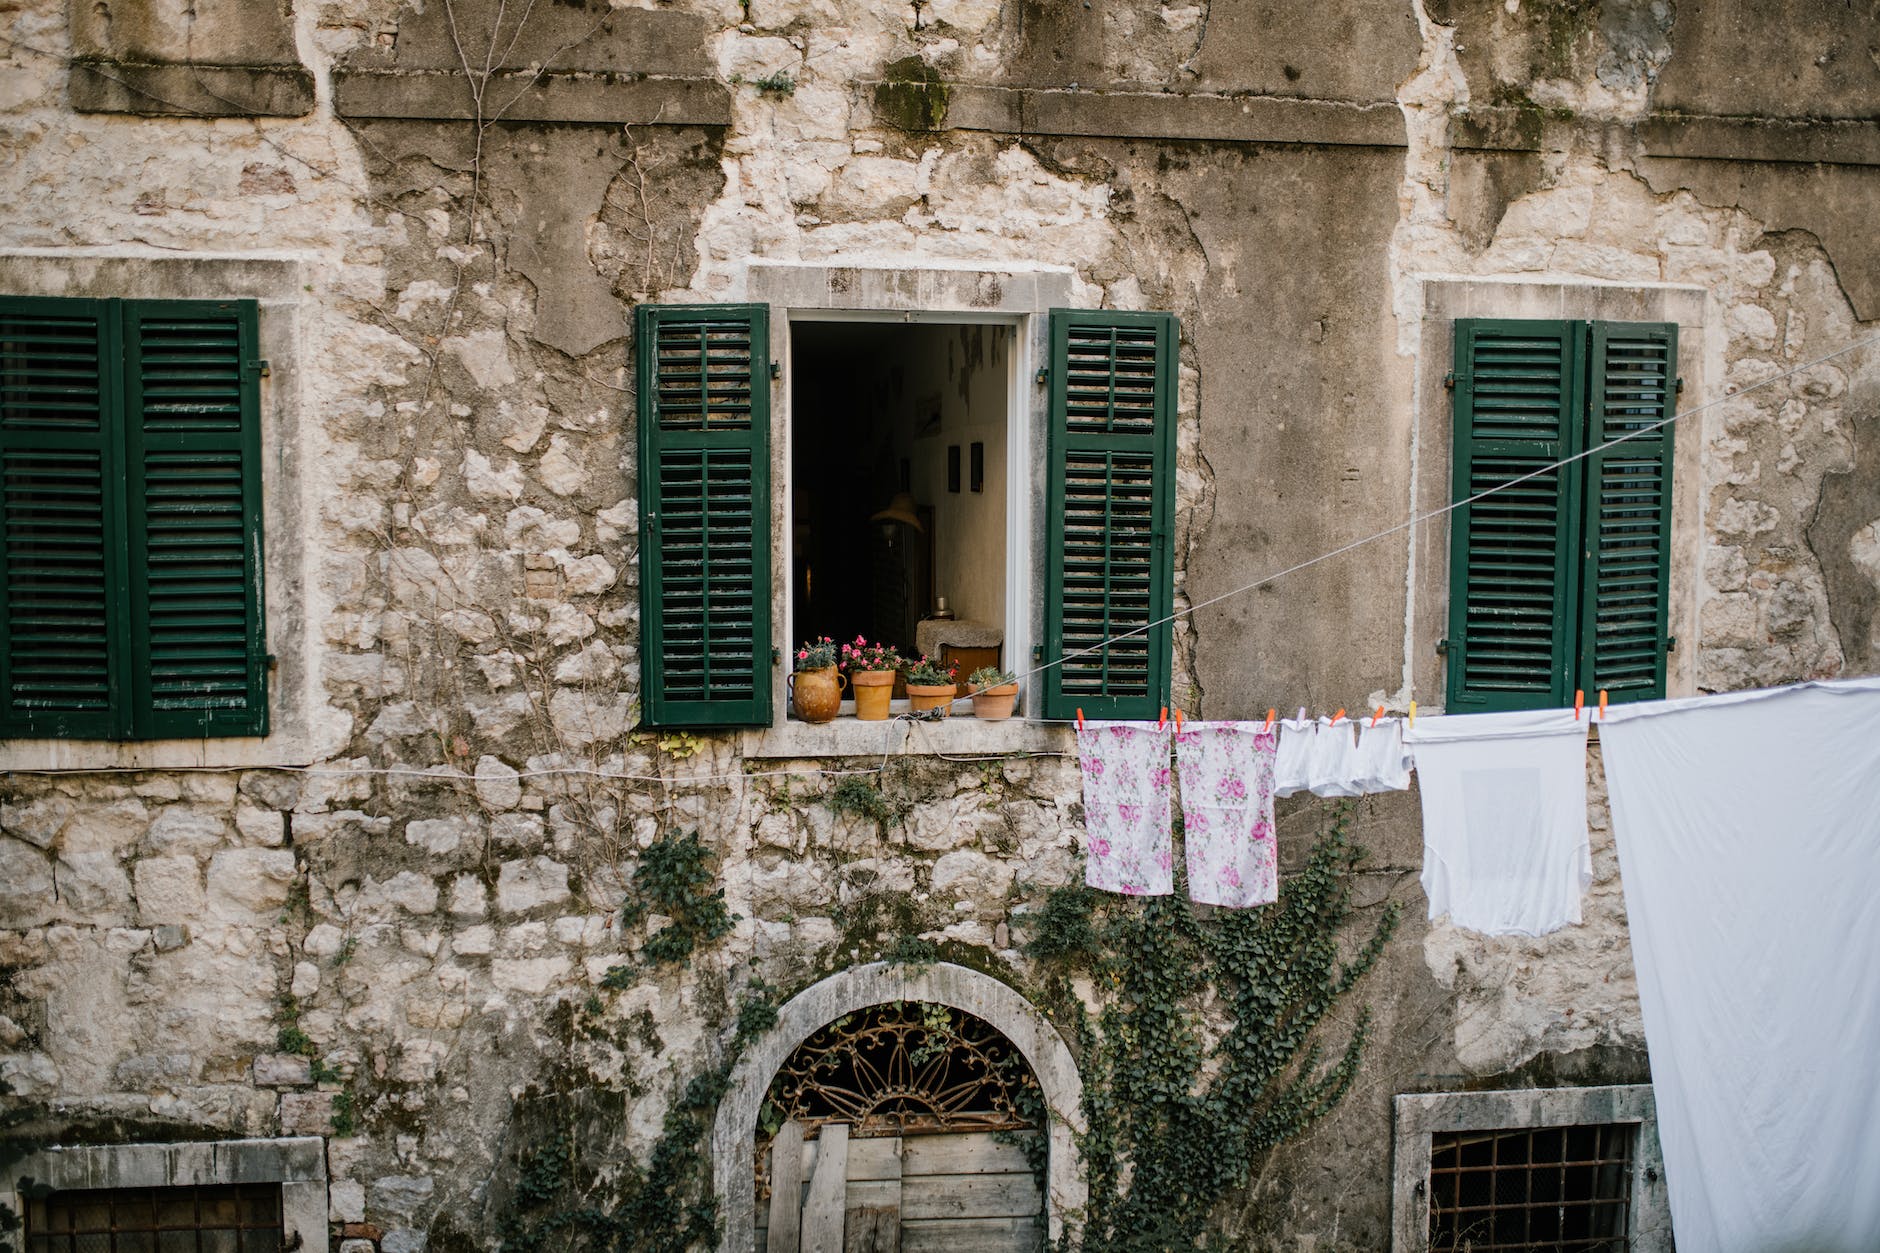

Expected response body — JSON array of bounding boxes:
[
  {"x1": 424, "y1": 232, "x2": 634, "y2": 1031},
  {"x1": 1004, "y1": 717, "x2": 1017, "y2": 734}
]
[
  {"x1": 1219, "y1": 777, "x2": 1247, "y2": 801},
  {"x1": 1122, "y1": 883, "x2": 1146, "y2": 896},
  {"x1": 1117, "y1": 803, "x2": 1140, "y2": 824},
  {"x1": 1152, "y1": 767, "x2": 1172, "y2": 790},
  {"x1": 1155, "y1": 850, "x2": 1172, "y2": 870},
  {"x1": 1090, "y1": 837, "x2": 1111, "y2": 858},
  {"x1": 797, "y1": 650, "x2": 808, "y2": 660},
  {"x1": 1223, "y1": 867, "x2": 1241, "y2": 887}
]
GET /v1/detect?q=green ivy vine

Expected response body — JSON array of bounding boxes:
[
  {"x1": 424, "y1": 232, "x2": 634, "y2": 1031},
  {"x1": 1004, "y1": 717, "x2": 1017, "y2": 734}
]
[{"x1": 1028, "y1": 814, "x2": 1400, "y2": 1250}]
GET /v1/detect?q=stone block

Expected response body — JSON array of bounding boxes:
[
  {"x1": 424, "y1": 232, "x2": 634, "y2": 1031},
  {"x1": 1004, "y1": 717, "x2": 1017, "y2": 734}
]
[
  {"x1": 55, "y1": 853, "x2": 132, "y2": 919},
  {"x1": 474, "y1": 756, "x2": 522, "y2": 810},
  {"x1": 1, "y1": 797, "x2": 72, "y2": 848},
  {"x1": 491, "y1": 956, "x2": 571, "y2": 994},
  {"x1": 495, "y1": 857, "x2": 571, "y2": 914},
  {"x1": 206, "y1": 849, "x2": 299, "y2": 920},
  {"x1": 928, "y1": 850, "x2": 1015, "y2": 902},
  {"x1": 330, "y1": 1178, "x2": 366, "y2": 1223},
  {"x1": 279, "y1": 1091, "x2": 334, "y2": 1136},
  {"x1": 134, "y1": 856, "x2": 205, "y2": 923},
  {"x1": 145, "y1": 808, "x2": 227, "y2": 855},
  {"x1": 152, "y1": 924, "x2": 190, "y2": 952},
  {"x1": 0, "y1": 838, "x2": 55, "y2": 929},
  {"x1": 255, "y1": 1053, "x2": 314, "y2": 1087}
]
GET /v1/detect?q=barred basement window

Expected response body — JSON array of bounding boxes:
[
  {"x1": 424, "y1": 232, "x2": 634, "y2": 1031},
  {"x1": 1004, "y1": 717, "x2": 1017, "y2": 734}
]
[
  {"x1": 1428, "y1": 1123, "x2": 1635, "y2": 1252},
  {"x1": 25, "y1": 1182, "x2": 284, "y2": 1252}
]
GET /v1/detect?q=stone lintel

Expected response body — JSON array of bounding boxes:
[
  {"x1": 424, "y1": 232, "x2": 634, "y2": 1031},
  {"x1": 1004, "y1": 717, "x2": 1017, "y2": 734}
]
[
  {"x1": 332, "y1": 69, "x2": 729, "y2": 126},
  {"x1": 1451, "y1": 105, "x2": 1880, "y2": 168},
  {"x1": 870, "y1": 82, "x2": 1409, "y2": 148},
  {"x1": 69, "y1": 60, "x2": 316, "y2": 118}
]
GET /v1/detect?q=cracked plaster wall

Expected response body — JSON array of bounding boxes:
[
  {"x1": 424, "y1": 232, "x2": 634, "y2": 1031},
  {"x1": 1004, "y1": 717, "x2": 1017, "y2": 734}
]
[{"x1": 1, "y1": 0, "x2": 1878, "y2": 1249}]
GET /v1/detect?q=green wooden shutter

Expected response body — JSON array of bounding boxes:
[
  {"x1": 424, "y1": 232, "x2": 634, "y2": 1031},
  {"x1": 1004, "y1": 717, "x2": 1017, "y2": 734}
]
[
  {"x1": 635, "y1": 303, "x2": 771, "y2": 728},
  {"x1": 1043, "y1": 310, "x2": 1176, "y2": 721},
  {"x1": 1578, "y1": 322, "x2": 1676, "y2": 704},
  {"x1": 122, "y1": 300, "x2": 269, "y2": 737},
  {"x1": 0, "y1": 297, "x2": 128, "y2": 738},
  {"x1": 1446, "y1": 320, "x2": 1584, "y2": 711}
]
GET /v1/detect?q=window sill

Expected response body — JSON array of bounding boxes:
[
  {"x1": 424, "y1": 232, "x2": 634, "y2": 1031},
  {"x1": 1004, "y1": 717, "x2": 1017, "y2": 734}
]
[
  {"x1": 0, "y1": 735, "x2": 317, "y2": 773},
  {"x1": 740, "y1": 716, "x2": 1074, "y2": 760}
]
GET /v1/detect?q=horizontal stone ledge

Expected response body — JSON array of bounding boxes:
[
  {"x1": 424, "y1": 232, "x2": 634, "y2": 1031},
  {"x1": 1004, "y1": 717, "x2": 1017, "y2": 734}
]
[
  {"x1": 333, "y1": 68, "x2": 729, "y2": 126},
  {"x1": 864, "y1": 82, "x2": 1409, "y2": 148},
  {"x1": 1451, "y1": 105, "x2": 1880, "y2": 167},
  {"x1": 69, "y1": 60, "x2": 315, "y2": 118}
]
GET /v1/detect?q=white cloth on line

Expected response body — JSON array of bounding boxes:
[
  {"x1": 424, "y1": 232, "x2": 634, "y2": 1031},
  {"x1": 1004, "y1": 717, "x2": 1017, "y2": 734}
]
[
  {"x1": 1076, "y1": 721, "x2": 1174, "y2": 896},
  {"x1": 1404, "y1": 708, "x2": 1590, "y2": 936},
  {"x1": 1351, "y1": 717, "x2": 1411, "y2": 792},
  {"x1": 1600, "y1": 675, "x2": 1880, "y2": 1253},
  {"x1": 1305, "y1": 717, "x2": 1364, "y2": 798},
  {"x1": 1273, "y1": 716, "x2": 1313, "y2": 797},
  {"x1": 1175, "y1": 721, "x2": 1279, "y2": 907}
]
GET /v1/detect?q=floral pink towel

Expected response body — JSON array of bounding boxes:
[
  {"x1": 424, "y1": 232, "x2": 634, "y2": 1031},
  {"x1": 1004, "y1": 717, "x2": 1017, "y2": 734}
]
[
  {"x1": 1076, "y1": 721, "x2": 1175, "y2": 896},
  {"x1": 1176, "y1": 721, "x2": 1279, "y2": 907}
]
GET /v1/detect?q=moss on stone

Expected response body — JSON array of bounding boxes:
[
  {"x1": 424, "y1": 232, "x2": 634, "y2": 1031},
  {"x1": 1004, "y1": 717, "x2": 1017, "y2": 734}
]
[{"x1": 873, "y1": 56, "x2": 950, "y2": 132}]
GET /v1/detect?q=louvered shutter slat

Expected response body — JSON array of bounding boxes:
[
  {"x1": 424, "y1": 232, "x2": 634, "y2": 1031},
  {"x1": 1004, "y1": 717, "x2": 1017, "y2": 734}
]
[
  {"x1": 123, "y1": 300, "x2": 268, "y2": 737},
  {"x1": 1580, "y1": 323, "x2": 1676, "y2": 703},
  {"x1": 0, "y1": 298, "x2": 125, "y2": 737},
  {"x1": 1044, "y1": 311, "x2": 1176, "y2": 720},
  {"x1": 1446, "y1": 320, "x2": 1582, "y2": 710},
  {"x1": 637, "y1": 305, "x2": 771, "y2": 727}
]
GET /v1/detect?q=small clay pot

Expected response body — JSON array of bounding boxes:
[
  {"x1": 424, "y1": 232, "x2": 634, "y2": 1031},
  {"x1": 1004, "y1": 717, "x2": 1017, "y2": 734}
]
[
  {"x1": 971, "y1": 682, "x2": 1019, "y2": 721},
  {"x1": 789, "y1": 666, "x2": 845, "y2": 723},
  {"x1": 906, "y1": 682, "x2": 957, "y2": 717},
  {"x1": 849, "y1": 669, "x2": 896, "y2": 721}
]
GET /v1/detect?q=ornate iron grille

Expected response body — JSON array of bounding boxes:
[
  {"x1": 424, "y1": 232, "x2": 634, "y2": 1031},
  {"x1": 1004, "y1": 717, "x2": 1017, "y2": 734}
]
[
  {"x1": 1429, "y1": 1123, "x2": 1635, "y2": 1252},
  {"x1": 761, "y1": 1001, "x2": 1041, "y2": 1141},
  {"x1": 26, "y1": 1182, "x2": 284, "y2": 1252}
]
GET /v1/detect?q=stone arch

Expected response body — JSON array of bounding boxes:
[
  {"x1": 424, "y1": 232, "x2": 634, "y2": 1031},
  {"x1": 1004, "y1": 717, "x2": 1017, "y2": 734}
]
[{"x1": 712, "y1": 962, "x2": 1085, "y2": 1252}]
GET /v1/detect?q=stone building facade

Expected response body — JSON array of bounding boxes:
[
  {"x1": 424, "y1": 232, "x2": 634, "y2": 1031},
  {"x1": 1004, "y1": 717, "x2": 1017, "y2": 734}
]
[{"x1": 0, "y1": 0, "x2": 1876, "y2": 1249}]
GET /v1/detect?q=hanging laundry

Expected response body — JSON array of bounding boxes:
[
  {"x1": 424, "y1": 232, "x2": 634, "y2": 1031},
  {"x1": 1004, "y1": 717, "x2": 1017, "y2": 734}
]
[
  {"x1": 1076, "y1": 721, "x2": 1174, "y2": 896},
  {"x1": 1273, "y1": 714, "x2": 1314, "y2": 797},
  {"x1": 1404, "y1": 708, "x2": 1589, "y2": 936},
  {"x1": 1600, "y1": 676, "x2": 1880, "y2": 1253},
  {"x1": 1175, "y1": 722, "x2": 1279, "y2": 908},
  {"x1": 1305, "y1": 717, "x2": 1364, "y2": 798},
  {"x1": 1351, "y1": 717, "x2": 1412, "y2": 793}
]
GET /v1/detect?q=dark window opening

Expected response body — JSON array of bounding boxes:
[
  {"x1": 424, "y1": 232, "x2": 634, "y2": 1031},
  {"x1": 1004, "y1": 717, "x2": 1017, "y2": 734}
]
[
  {"x1": 26, "y1": 1183, "x2": 284, "y2": 1252},
  {"x1": 1429, "y1": 1123, "x2": 1635, "y2": 1252},
  {"x1": 788, "y1": 321, "x2": 1009, "y2": 664}
]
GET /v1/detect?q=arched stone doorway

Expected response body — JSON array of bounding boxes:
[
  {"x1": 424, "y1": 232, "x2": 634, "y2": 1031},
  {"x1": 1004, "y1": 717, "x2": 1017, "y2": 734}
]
[{"x1": 712, "y1": 963, "x2": 1084, "y2": 1252}]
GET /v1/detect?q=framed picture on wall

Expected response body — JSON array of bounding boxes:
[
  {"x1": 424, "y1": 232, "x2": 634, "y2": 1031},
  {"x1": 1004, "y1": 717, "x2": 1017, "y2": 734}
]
[{"x1": 947, "y1": 444, "x2": 961, "y2": 493}]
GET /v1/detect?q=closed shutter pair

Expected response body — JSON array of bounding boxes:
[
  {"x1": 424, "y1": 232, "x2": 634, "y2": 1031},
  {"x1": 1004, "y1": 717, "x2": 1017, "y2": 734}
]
[
  {"x1": 635, "y1": 306, "x2": 1178, "y2": 728},
  {"x1": 0, "y1": 297, "x2": 268, "y2": 739},
  {"x1": 1447, "y1": 320, "x2": 1678, "y2": 711}
]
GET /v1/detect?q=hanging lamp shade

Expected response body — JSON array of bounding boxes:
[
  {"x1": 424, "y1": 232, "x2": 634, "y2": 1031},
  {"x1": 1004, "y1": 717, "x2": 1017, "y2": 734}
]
[{"x1": 869, "y1": 491, "x2": 925, "y2": 532}]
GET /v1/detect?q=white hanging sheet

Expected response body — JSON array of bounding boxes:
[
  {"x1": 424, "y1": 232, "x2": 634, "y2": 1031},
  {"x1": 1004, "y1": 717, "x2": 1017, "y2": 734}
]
[
  {"x1": 1404, "y1": 708, "x2": 1590, "y2": 936},
  {"x1": 1600, "y1": 675, "x2": 1880, "y2": 1253}
]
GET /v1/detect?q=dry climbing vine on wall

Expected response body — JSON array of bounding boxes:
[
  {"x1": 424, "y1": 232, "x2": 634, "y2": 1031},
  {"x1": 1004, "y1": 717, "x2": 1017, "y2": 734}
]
[{"x1": 1026, "y1": 812, "x2": 1400, "y2": 1251}]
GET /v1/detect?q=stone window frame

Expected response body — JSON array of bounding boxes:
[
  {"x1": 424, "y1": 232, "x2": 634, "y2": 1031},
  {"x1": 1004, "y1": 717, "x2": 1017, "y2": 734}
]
[
  {"x1": 3, "y1": 1135, "x2": 328, "y2": 1253},
  {"x1": 737, "y1": 261, "x2": 1081, "y2": 759},
  {"x1": 1410, "y1": 278, "x2": 1709, "y2": 714},
  {"x1": 0, "y1": 252, "x2": 322, "y2": 771},
  {"x1": 1390, "y1": 1084, "x2": 1670, "y2": 1253}
]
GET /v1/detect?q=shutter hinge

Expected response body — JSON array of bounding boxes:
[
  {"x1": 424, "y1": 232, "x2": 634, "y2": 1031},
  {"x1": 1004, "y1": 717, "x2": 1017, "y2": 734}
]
[
  {"x1": 1035, "y1": 365, "x2": 1049, "y2": 386},
  {"x1": 771, "y1": 647, "x2": 781, "y2": 665},
  {"x1": 770, "y1": 361, "x2": 781, "y2": 380},
  {"x1": 1665, "y1": 636, "x2": 1677, "y2": 653},
  {"x1": 1435, "y1": 637, "x2": 1449, "y2": 656},
  {"x1": 1675, "y1": 376, "x2": 1685, "y2": 395},
  {"x1": 1033, "y1": 644, "x2": 1044, "y2": 662},
  {"x1": 266, "y1": 653, "x2": 278, "y2": 670},
  {"x1": 248, "y1": 358, "x2": 271, "y2": 379},
  {"x1": 1443, "y1": 370, "x2": 1456, "y2": 390}
]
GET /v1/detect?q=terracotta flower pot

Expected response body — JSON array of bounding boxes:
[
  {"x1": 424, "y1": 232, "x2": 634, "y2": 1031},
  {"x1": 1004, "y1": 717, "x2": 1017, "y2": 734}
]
[
  {"x1": 850, "y1": 669, "x2": 896, "y2": 721},
  {"x1": 972, "y1": 682, "x2": 1019, "y2": 721},
  {"x1": 789, "y1": 666, "x2": 845, "y2": 723},
  {"x1": 906, "y1": 682, "x2": 957, "y2": 717}
]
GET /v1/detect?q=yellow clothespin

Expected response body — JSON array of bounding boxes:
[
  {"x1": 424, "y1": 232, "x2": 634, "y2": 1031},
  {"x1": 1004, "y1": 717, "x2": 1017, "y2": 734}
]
[{"x1": 1408, "y1": 700, "x2": 1417, "y2": 728}]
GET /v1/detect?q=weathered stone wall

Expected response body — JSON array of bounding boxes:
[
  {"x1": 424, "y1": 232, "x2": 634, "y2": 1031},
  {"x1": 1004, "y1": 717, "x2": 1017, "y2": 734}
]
[{"x1": 1, "y1": 0, "x2": 1877, "y2": 1249}]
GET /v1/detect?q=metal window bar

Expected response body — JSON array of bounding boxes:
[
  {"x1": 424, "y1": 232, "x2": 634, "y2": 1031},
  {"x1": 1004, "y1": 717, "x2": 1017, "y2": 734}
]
[
  {"x1": 1429, "y1": 1123, "x2": 1635, "y2": 1252},
  {"x1": 25, "y1": 1182, "x2": 284, "y2": 1253}
]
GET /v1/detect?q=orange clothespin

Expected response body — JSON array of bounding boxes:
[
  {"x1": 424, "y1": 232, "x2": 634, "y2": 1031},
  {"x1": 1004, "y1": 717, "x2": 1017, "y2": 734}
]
[
  {"x1": 1408, "y1": 700, "x2": 1417, "y2": 729},
  {"x1": 1574, "y1": 689, "x2": 1585, "y2": 721},
  {"x1": 1175, "y1": 709, "x2": 1184, "y2": 732},
  {"x1": 1076, "y1": 707, "x2": 1085, "y2": 731},
  {"x1": 1371, "y1": 705, "x2": 1385, "y2": 728},
  {"x1": 1598, "y1": 689, "x2": 1609, "y2": 721},
  {"x1": 1265, "y1": 708, "x2": 1277, "y2": 731},
  {"x1": 1332, "y1": 708, "x2": 1346, "y2": 725},
  {"x1": 1158, "y1": 706, "x2": 1168, "y2": 730}
]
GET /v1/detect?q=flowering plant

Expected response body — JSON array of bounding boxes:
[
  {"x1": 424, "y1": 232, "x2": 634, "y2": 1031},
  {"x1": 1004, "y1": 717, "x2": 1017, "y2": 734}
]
[
  {"x1": 839, "y1": 636, "x2": 902, "y2": 673},
  {"x1": 904, "y1": 655, "x2": 958, "y2": 686},
  {"x1": 967, "y1": 665, "x2": 1016, "y2": 690},
  {"x1": 794, "y1": 636, "x2": 839, "y2": 670}
]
